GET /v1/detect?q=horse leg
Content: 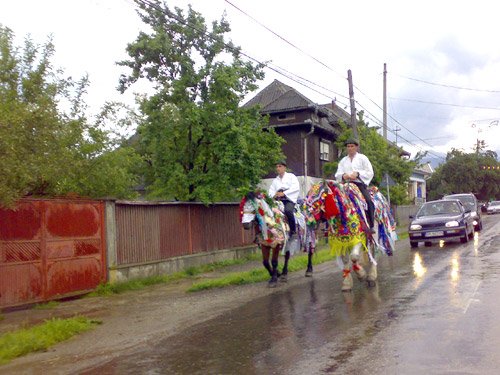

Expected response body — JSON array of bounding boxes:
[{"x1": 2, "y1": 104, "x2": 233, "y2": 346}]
[
  {"x1": 341, "y1": 253, "x2": 353, "y2": 292},
  {"x1": 366, "y1": 246, "x2": 377, "y2": 287},
  {"x1": 261, "y1": 245, "x2": 273, "y2": 277},
  {"x1": 268, "y1": 246, "x2": 281, "y2": 288},
  {"x1": 350, "y1": 243, "x2": 367, "y2": 282},
  {"x1": 305, "y1": 249, "x2": 313, "y2": 277},
  {"x1": 281, "y1": 250, "x2": 290, "y2": 283}
]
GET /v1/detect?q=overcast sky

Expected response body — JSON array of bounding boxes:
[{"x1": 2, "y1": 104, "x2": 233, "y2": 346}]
[{"x1": 3, "y1": 0, "x2": 500, "y2": 165}]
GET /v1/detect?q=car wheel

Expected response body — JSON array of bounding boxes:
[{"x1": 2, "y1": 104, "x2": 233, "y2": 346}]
[
  {"x1": 424, "y1": 241, "x2": 432, "y2": 247},
  {"x1": 410, "y1": 241, "x2": 418, "y2": 248},
  {"x1": 460, "y1": 226, "x2": 469, "y2": 243}
]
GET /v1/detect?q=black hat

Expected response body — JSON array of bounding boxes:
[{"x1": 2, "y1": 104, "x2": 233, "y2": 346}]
[
  {"x1": 344, "y1": 138, "x2": 359, "y2": 146},
  {"x1": 276, "y1": 159, "x2": 287, "y2": 167}
]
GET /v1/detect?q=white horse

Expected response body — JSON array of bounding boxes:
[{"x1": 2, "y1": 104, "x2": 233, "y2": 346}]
[{"x1": 302, "y1": 181, "x2": 397, "y2": 291}]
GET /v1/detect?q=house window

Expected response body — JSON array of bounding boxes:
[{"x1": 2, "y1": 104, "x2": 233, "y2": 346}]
[
  {"x1": 277, "y1": 113, "x2": 295, "y2": 121},
  {"x1": 320, "y1": 140, "x2": 330, "y2": 161}
]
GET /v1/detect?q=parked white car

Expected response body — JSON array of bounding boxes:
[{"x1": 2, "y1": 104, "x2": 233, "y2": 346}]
[{"x1": 487, "y1": 201, "x2": 500, "y2": 214}]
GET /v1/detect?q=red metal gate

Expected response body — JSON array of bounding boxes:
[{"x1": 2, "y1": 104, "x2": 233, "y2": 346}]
[{"x1": 0, "y1": 198, "x2": 106, "y2": 308}]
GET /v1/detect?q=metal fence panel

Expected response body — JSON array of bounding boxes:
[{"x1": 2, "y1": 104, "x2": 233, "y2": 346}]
[
  {"x1": 114, "y1": 202, "x2": 254, "y2": 266},
  {"x1": 0, "y1": 199, "x2": 106, "y2": 308}
]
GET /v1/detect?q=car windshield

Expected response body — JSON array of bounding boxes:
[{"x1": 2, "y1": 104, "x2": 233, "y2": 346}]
[
  {"x1": 418, "y1": 201, "x2": 461, "y2": 216},
  {"x1": 490, "y1": 201, "x2": 500, "y2": 207},
  {"x1": 445, "y1": 195, "x2": 475, "y2": 209}
]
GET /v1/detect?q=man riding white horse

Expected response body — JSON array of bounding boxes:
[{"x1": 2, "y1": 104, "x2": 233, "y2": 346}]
[{"x1": 335, "y1": 138, "x2": 376, "y2": 234}]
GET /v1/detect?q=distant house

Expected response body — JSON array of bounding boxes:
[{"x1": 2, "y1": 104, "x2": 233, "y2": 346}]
[
  {"x1": 409, "y1": 162, "x2": 434, "y2": 204},
  {"x1": 243, "y1": 79, "x2": 349, "y2": 197}
]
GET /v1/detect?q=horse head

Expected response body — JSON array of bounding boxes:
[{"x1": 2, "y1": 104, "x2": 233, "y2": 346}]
[
  {"x1": 240, "y1": 193, "x2": 257, "y2": 230},
  {"x1": 239, "y1": 191, "x2": 287, "y2": 246}
]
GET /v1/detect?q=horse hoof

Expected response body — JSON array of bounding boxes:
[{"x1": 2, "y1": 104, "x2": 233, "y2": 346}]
[
  {"x1": 367, "y1": 280, "x2": 376, "y2": 287},
  {"x1": 305, "y1": 270, "x2": 313, "y2": 277},
  {"x1": 280, "y1": 274, "x2": 288, "y2": 283},
  {"x1": 341, "y1": 288, "x2": 352, "y2": 292},
  {"x1": 268, "y1": 279, "x2": 278, "y2": 288}
]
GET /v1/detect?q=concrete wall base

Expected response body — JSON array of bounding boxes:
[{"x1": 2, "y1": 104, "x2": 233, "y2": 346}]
[{"x1": 108, "y1": 245, "x2": 260, "y2": 284}]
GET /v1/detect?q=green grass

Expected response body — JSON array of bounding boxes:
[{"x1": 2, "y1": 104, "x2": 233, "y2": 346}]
[
  {"x1": 186, "y1": 247, "x2": 335, "y2": 292},
  {"x1": 87, "y1": 253, "x2": 263, "y2": 297},
  {"x1": 0, "y1": 316, "x2": 101, "y2": 365},
  {"x1": 397, "y1": 230, "x2": 409, "y2": 240},
  {"x1": 33, "y1": 301, "x2": 60, "y2": 310}
]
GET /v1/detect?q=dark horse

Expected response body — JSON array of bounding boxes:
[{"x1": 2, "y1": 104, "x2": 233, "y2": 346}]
[{"x1": 239, "y1": 191, "x2": 317, "y2": 287}]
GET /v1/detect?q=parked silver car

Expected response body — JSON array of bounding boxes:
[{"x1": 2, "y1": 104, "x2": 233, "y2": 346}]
[{"x1": 487, "y1": 201, "x2": 500, "y2": 215}]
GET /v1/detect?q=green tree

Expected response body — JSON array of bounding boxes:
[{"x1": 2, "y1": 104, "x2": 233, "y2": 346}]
[
  {"x1": 0, "y1": 26, "x2": 141, "y2": 208},
  {"x1": 118, "y1": 1, "x2": 283, "y2": 202},
  {"x1": 427, "y1": 148, "x2": 500, "y2": 201},
  {"x1": 323, "y1": 113, "x2": 417, "y2": 205}
]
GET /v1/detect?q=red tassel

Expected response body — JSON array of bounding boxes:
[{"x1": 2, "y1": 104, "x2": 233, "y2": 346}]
[
  {"x1": 324, "y1": 193, "x2": 340, "y2": 219},
  {"x1": 343, "y1": 269, "x2": 351, "y2": 278}
]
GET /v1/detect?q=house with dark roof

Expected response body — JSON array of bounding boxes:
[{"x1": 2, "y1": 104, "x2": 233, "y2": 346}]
[{"x1": 243, "y1": 79, "x2": 348, "y2": 196}]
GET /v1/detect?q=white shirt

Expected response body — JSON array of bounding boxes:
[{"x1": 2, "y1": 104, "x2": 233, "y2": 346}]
[
  {"x1": 335, "y1": 152, "x2": 374, "y2": 186},
  {"x1": 268, "y1": 172, "x2": 300, "y2": 203}
]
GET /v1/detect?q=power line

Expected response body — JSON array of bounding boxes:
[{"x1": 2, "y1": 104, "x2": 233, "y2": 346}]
[
  {"x1": 390, "y1": 72, "x2": 500, "y2": 93},
  {"x1": 390, "y1": 97, "x2": 500, "y2": 111},
  {"x1": 222, "y1": 0, "x2": 346, "y2": 82},
  {"x1": 131, "y1": 0, "x2": 446, "y2": 160},
  {"x1": 221, "y1": 0, "x2": 447, "y2": 158}
]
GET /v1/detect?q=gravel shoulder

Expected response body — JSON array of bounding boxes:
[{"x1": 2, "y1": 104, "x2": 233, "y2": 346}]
[{"x1": 1, "y1": 248, "x2": 336, "y2": 375}]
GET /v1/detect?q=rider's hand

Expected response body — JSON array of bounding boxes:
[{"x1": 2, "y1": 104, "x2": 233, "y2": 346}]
[{"x1": 343, "y1": 172, "x2": 358, "y2": 181}]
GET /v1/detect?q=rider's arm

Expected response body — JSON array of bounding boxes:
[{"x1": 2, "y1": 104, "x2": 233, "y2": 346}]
[
  {"x1": 355, "y1": 155, "x2": 374, "y2": 185},
  {"x1": 335, "y1": 158, "x2": 347, "y2": 182},
  {"x1": 268, "y1": 178, "x2": 278, "y2": 198},
  {"x1": 282, "y1": 173, "x2": 300, "y2": 202}
]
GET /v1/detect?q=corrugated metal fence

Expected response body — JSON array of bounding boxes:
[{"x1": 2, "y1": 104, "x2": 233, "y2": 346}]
[
  {"x1": 1, "y1": 198, "x2": 256, "y2": 307},
  {"x1": 0, "y1": 198, "x2": 106, "y2": 308},
  {"x1": 113, "y1": 201, "x2": 254, "y2": 266}
]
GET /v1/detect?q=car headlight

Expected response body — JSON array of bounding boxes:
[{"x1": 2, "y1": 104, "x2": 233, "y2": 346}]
[
  {"x1": 446, "y1": 221, "x2": 459, "y2": 227},
  {"x1": 410, "y1": 224, "x2": 422, "y2": 230}
]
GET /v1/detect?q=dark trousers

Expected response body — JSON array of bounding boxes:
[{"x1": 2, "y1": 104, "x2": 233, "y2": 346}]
[
  {"x1": 282, "y1": 200, "x2": 296, "y2": 234},
  {"x1": 352, "y1": 181, "x2": 375, "y2": 229}
]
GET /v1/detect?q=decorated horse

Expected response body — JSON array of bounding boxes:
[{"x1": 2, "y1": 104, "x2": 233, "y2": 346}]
[
  {"x1": 239, "y1": 191, "x2": 318, "y2": 287},
  {"x1": 302, "y1": 180, "x2": 397, "y2": 291}
]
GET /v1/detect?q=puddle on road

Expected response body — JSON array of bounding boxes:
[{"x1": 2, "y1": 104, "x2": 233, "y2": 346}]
[{"x1": 78, "y1": 277, "x2": 391, "y2": 375}]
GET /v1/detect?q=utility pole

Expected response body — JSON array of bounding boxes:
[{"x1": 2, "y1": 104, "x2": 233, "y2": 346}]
[
  {"x1": 347, "y1": 69, "x2": 360, "y2": 149},
  {"x1": 383, "y1": 63, "x2": 387, "y2": 139}
]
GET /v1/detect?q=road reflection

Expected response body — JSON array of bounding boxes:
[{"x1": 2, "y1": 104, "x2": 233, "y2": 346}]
[
  {"x1": 413, "y1": 253, "x2": 426, "y2": 278},
  {"x1": 450, "y1": 254, "x2": 459, "y2": 282}
]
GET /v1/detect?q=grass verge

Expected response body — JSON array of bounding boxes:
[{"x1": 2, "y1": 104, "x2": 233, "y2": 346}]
[
  {"x1": 33, "y1": 301, "x2": 60, "y2": 310},
  {"x1": 0, "y1": 316, "x2": 101, "y2": 365},
  {"x1": 398, "y1": 230, "x2": 409, "y2": 240},
  {"x1": 88, "y1": 253, "x2": 262, "y2": 297},
  {"x1": 186, "y1": 247, "x2": 335, "y2": 292}
]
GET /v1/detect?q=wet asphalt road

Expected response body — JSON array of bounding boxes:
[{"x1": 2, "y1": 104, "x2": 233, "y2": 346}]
[{"x1": 79, "y1": 214, "x2": 500, "y2": 375}]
